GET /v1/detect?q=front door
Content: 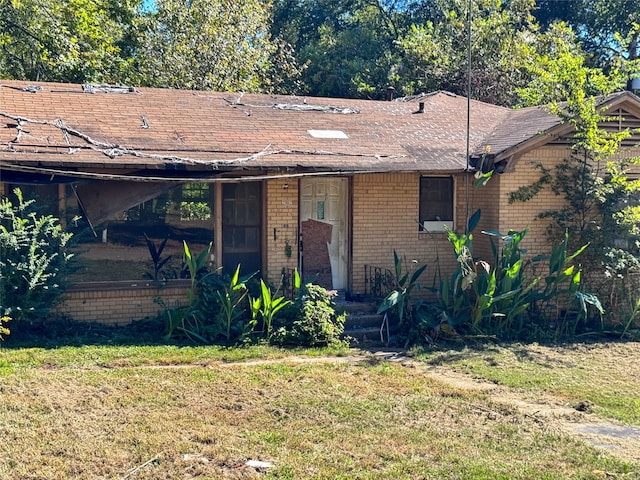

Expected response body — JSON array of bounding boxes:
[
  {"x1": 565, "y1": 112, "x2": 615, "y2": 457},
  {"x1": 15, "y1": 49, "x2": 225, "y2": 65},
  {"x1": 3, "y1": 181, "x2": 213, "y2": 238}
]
[
  {"x1": 300, "y1": 178, "x2": 348, "y2": 290},
  {"x1": 222, "y1": 182, "x2": 262, "y2": 275}
]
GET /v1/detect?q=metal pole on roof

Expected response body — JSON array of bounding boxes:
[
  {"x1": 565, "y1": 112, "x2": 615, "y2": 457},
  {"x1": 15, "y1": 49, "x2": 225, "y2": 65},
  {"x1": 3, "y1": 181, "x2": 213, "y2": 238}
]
[{"x1": 465, "y1": 0, "x2": 472, "y2": 232}]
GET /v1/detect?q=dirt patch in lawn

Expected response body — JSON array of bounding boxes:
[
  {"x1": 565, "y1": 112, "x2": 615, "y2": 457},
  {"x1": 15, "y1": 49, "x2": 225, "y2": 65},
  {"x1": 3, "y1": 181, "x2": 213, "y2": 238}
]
[{"x1": 368, "y1": 346, "x2": 640, "y2": 465}]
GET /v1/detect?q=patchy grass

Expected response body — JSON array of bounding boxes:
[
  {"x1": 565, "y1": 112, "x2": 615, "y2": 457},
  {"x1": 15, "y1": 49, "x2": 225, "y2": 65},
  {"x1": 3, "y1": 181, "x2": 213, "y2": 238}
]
[
  {"x1": 0, "y1": 342, "x2": 639, "y2": 479},
  {"x1": 418, "y1": 340, "x2": 640, "y2": 425}
]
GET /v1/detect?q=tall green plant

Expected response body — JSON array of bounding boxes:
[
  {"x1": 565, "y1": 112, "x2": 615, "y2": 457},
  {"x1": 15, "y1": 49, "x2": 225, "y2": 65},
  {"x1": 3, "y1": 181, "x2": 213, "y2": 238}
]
[
  {"x1": 0, "y1": 188, "x2": 74, "y2": 322},
  {"x1": 216, "y1": 265, "x2": 255, "y2": 343},
  {"x1": 258, "y1": 279, "x2": 292, "y2": 339},
  {"x1": 439, "y1": 210, "x2": 600, "y2": 339},
  {"x1": 377, "y1": 251, "x2": 427, "y2": 323},
  {"x1": 162, "y1": 241, "x2": 211, "y2": 342},
  {"x1": 183, "y1": 240, "x2": 211, "y2": 303}
]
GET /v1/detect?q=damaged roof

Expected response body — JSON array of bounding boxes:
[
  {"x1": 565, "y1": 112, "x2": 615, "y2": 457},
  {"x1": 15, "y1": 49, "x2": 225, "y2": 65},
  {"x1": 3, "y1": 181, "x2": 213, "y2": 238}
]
[
  {"x1": 1, "y1": 80, "x2": 639, "y2": 181},
  {"x1": 0, "y1": 80, "x2": 508, "y2": 177}
]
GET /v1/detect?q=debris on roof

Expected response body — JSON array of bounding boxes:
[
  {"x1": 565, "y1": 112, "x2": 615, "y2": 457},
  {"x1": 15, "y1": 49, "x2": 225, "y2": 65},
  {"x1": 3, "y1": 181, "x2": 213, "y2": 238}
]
[
  {"x1": 21, "y1": 85, "x2": 43, "y2": 94},
  {"x1": 82, "y1": 84, "x2": 137, "y2": 94},
  {"x1": 395, "y1": 91, "x2": 459, "y2": 102},
  {"x1": 273, "y1": 104, "x2": 359, "y2": 114},
  {"x1": 223, "y1": 95, "x2": 359, "y2": 114}
]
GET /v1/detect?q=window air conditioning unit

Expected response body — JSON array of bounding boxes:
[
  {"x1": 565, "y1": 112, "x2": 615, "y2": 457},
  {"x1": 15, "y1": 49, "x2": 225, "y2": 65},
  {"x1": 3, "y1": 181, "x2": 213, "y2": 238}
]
[{"x1": 422, "y1": 220, "x2": 453, "y2": 232}]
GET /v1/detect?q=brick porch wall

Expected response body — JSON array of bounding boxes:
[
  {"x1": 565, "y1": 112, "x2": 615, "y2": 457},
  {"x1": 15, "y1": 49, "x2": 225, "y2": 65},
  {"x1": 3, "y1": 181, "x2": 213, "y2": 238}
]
[
  {"x1": 52, "y1": 280, "x2": 190, "y2": 325},
  {"x1": 265, "y1": 178, "x2": 299, "y2": 282}
]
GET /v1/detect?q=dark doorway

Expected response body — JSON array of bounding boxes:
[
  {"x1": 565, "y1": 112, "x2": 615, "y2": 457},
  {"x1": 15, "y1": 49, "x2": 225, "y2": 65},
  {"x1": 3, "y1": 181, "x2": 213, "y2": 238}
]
[{"x1": 222, "y1": 182, "x2": 262, "y2": 275}]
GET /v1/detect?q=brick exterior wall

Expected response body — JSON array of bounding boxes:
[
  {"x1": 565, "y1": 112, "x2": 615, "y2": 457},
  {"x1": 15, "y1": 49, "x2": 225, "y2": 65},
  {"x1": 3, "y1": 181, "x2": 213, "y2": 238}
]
[
  {"x1": 265, "y1": 178, "x2": 299, "y2": 283},
  {"x1": 350, "y1": 173, "x2": 462, "y2": 294},
  {"x1": 21, "y1": 144, "x2": 640, "y2": 324},
  {"x1": 495, "y1": 148, "x2": 565, "y2": 257},
  {"x1": 52, "y1": 280, "x2": 190, "y2": 325}
]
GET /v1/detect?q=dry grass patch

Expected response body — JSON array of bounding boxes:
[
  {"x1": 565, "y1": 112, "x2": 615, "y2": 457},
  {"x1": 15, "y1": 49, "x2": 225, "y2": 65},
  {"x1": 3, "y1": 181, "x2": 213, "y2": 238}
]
[{"x1": 0, "y1": 348, "x2": 637, "y2": 479}]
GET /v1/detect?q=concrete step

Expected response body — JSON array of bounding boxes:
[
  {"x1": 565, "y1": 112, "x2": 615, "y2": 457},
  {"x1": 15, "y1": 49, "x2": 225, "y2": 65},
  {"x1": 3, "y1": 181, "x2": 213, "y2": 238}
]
[
  {"x1": 343, "y1": 326, "x2": 387, "y2": 346},
  {"x1": 335, "y1": 298, "x2": 391, "y2": 346},
  {"x1": 335, "y1": 299, "x2": 379, "y2": 315},
  {"x1": 344, "y1": 313, "x2": 384, "y2": 330}
]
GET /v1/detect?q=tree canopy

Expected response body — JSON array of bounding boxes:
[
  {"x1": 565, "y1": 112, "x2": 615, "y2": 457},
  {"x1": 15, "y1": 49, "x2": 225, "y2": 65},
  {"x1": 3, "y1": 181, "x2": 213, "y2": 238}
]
[
  {"x1": 134, "y1": 0, "x2": 299, "y2": 92},
  {"x1": 0, "y1": 0, "x2": 141, "y2": 83},
  {"x1": 0, "y1": 0, "x2": 638, "y2": 102}
]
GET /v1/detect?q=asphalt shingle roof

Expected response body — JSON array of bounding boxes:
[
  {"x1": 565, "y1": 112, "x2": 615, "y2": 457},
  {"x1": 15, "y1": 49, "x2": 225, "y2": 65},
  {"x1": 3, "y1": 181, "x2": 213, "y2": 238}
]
[
  {"x1": 0, "y1": 80, "x2": 509, "y2": 174},
  {"x1": 2, "y1": 80, "x2": 638, "y2": 178}
]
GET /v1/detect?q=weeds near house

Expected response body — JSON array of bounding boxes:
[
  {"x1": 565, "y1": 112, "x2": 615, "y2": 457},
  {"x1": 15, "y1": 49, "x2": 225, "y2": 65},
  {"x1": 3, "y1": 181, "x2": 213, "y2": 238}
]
[
  {"x1": 274, "y1": 274, "x2": 347, "y2": 347},
  {"x1": 155, "y1": 256, "x2": 342, "y2": 347},
  {"x1": 160, "y1": 241, "x2": 212, "y2": 342},
  {"x1": 376, "y1": 250, "x2": 429, "y2": 346},
  {"x1": 215, "y1": 264, "x2": 255, "y2": 342},
  {"x1": 377, "y1": 250, "x2": 427, "y2": 324},
  {"x1": 435, "y1": 210, "x2": 602, "y2": 342},
  {"x1": 183, "y1": 240, "x2": 212, "y2": 303},
  {"x1": 258, "y1": 279, "x2": 292, "y2": 338}
]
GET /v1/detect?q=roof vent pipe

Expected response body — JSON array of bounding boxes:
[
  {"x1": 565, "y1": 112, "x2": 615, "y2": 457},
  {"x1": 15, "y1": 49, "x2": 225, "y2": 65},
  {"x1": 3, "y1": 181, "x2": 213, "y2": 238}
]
[
  {"x1": 386, "y1": 86, "x2": 395, "y2": 101},
  {"x1": 418, "y1": 102, "x2": 425, "y2": 113}
]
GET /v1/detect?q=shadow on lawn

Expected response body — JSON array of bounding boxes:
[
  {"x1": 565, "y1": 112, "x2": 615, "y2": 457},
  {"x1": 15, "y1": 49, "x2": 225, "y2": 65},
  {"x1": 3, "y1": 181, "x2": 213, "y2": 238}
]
[{"x1": 2, "y1": 316, "x2": 172, "y2": 349}]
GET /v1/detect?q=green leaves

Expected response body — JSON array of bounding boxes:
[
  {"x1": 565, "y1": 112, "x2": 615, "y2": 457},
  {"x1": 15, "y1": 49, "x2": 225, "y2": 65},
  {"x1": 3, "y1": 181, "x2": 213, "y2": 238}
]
[
  {"x1": 0, "y1": 0, "x2": 141, "y2": 83},
  {"x1": 258, "y1": 279, "x2": 292, "y2": 338},
  {"x1": 377, "y1": 251, "x2": 428, "y2": 339},
  {"x1": 136, "y1": 0, "x2": 282, "y2": 92},
  {"x1": 439, "y1": 209, "x2": 602, "y2": 338},
  {"x1": 183, "y1": 240, "x2": 212, "y2": 303},
  {"x1": 0, "y1": 188, "x2": 73, "y2": 322}
]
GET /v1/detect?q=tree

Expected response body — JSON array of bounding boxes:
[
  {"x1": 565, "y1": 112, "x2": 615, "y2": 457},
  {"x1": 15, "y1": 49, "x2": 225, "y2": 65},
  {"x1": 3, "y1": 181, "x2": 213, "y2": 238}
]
[
  {"x1": 134, "y1": 0, "x2": 301, "y2": 93},
  {"x1": 270, "y1": 0, "x2": 430, "y2": 99},
  {"x1": 398, "y1": 0, "x2": 538, "y2": 105},
  {"x1": 511, "y1": 25, "x2": 640, "y2": 318},
  {"x1": 533, "y1": 0, "x2": 639, "y2": 66},
  {"x1": 0, "y1": 0, "x2": 142, "y2": 83}
]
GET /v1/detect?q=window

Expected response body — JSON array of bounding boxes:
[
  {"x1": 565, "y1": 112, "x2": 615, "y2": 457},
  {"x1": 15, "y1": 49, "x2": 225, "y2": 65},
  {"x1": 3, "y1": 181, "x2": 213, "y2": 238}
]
[{"x1": 419, "y1": 176, "x2": 454, "y2": 232}]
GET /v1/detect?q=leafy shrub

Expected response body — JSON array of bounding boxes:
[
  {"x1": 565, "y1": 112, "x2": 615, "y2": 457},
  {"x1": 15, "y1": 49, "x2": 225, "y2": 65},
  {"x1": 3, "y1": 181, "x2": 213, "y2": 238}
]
[
  {"x1": 161, "y1": 259, "x2": 259, "y2": 344},
  {"x1": 273, "y1": 283, "x2": 346, "y2": 347},
  {"x1": 437, "y1": 210, "x2": 603, "y2": 340},
  {"x1": 158, "y1": 241, "x2": 216, "y2": 342},
  {"x1": 0, "y1": 188, "x2": 73, "y2": 322}
]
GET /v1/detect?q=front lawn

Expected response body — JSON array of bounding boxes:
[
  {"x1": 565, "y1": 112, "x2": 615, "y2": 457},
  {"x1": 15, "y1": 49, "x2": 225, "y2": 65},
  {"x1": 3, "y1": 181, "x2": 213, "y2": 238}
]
[{"x1": 1, "y1": 341, "x2": 639, "y2": 479}]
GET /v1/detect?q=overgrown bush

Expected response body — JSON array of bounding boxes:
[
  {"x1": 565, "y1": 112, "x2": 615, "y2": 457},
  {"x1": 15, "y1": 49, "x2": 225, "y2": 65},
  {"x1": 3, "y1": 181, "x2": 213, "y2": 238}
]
[
  {"x1": 436, "y1": 210, "x2": 603, "y2": 340},
  {"x1": 273, "y1": 283, "x2": 346, "y2": 347},
  {"x1": 157, "y1": 254, "x2": 345, "y2": 346},
  {"x1": 0, "y1": 188, "x2": 74, "y2": 322}
]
